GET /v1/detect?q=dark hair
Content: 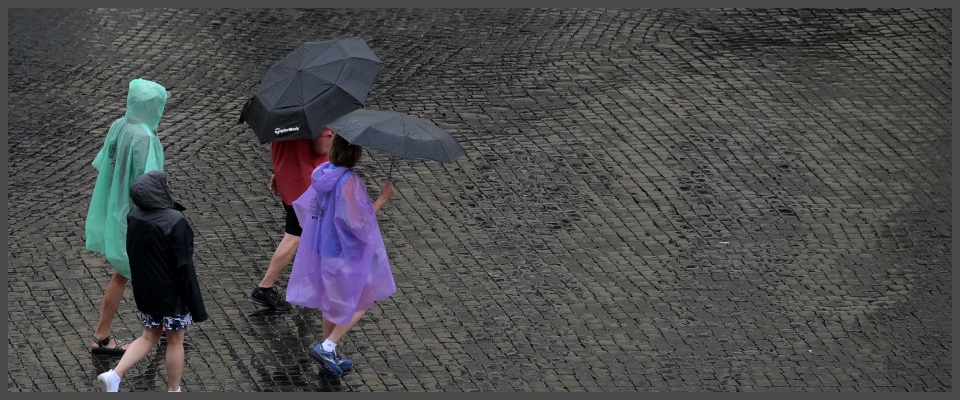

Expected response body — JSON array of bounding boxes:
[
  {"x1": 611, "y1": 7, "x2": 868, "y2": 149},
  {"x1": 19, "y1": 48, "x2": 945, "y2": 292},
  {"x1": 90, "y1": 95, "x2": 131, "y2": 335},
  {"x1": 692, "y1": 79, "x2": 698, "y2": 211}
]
[{"x1": 329, "y1": 134, "x2": 362, "y2": 167}]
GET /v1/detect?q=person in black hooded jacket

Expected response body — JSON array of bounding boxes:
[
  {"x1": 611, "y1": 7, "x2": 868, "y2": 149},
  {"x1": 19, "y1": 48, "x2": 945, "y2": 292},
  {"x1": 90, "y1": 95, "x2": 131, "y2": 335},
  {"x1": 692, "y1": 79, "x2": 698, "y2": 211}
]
[{"x1": 97, "y1": 170, "x2": 207, "y2": 392}]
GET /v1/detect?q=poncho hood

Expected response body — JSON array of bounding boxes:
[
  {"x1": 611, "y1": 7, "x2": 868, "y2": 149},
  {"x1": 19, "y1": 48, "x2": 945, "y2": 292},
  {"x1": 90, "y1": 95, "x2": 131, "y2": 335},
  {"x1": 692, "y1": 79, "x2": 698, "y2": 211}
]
[
  {"x1": 130, "y1": 170, "x2": 176, "y2": 211},
  {"x1": 125, "y1": 78, "x2": 168, "y2": 131},
  {"x1": 311, "y1": 162, "x2": 351, "y2": 194}
]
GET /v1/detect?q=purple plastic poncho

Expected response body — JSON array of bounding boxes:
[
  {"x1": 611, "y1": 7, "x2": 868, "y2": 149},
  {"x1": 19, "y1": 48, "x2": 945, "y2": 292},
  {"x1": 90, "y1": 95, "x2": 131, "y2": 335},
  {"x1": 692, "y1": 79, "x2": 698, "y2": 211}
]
[
  {"x1": 85, "y1": 78, "x2": 167, "y2": 279},
  {"x1": 287, "y1": 162, "x2": 396, "y2": 325}
]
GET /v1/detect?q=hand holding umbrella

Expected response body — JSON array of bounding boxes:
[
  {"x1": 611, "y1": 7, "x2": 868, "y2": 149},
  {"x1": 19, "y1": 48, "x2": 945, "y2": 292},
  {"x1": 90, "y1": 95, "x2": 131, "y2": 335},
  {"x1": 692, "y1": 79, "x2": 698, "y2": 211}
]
[{"x1": 373, "y1": 181, "x2": 394, "y2": 213}]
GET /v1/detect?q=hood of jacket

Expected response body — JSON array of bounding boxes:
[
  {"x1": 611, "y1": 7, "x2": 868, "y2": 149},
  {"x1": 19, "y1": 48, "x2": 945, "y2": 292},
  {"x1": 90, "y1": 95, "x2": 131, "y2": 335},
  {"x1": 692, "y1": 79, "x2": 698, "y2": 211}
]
[
  {"x1": 311, "y1": 162, "x2": 352, "y2": 195},
  {"x1": 130, "y1": 170, "x2": 176, "y2": 211},
  {"x1": 124, "y1": 78, "x2": 168, "y2": 131}
]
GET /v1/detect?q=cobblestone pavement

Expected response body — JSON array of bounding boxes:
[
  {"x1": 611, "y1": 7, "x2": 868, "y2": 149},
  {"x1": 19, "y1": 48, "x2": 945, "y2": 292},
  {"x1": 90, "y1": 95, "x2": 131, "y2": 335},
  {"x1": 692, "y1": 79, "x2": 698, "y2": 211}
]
[{"x1": 7, "y1": 8, "x2": 952, "y2": 392}]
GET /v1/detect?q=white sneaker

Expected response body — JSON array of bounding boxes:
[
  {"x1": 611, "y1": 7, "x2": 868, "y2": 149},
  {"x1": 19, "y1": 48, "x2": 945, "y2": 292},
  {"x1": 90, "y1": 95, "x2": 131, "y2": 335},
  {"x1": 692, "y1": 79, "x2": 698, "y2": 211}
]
[{"x1": 97, "y1": 369, "x2": 120, "y2": 392}]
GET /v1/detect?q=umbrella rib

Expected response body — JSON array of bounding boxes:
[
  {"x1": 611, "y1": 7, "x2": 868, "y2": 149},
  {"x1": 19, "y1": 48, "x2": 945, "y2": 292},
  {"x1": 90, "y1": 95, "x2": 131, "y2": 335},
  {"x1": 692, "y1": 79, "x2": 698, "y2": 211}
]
[{"x1": 331, "y1": 59, "x2": 348, "y2": 88}]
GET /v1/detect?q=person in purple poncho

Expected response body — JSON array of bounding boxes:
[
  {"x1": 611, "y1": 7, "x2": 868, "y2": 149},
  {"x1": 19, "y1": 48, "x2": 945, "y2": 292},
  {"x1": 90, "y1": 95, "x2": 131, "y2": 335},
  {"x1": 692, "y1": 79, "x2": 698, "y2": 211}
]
[{"x1": 288, "y1": 133, "x2": 396, "y2": 376}]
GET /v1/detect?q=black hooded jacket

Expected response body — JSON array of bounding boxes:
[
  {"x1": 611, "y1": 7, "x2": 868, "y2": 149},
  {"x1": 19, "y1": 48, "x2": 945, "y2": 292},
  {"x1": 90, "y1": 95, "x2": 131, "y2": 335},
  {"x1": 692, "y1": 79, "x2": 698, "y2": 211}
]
[{"x1": 127, "y1": 170, "x2": 208, "y2": 322}]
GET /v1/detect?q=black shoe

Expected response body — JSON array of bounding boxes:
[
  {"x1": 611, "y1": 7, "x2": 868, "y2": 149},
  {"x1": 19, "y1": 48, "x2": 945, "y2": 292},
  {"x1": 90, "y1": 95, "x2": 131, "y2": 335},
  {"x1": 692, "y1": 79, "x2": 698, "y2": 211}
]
[{"x1": 249, "y1": 286, "x2": 292, "y2": 311}]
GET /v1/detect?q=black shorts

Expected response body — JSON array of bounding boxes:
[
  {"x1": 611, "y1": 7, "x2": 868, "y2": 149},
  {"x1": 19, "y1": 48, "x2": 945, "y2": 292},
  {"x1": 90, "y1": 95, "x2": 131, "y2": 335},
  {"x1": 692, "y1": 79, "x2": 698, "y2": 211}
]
[{"x1": 283, "y1": 204, "x2": 302, "y2": 236}]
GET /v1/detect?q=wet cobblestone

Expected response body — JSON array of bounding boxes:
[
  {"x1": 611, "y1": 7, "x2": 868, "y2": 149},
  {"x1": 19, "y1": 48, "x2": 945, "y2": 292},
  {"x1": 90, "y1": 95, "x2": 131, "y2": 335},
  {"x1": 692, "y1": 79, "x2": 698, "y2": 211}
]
[{"x1": 7, "y1": 8, "x2": 952, "y2": 392}]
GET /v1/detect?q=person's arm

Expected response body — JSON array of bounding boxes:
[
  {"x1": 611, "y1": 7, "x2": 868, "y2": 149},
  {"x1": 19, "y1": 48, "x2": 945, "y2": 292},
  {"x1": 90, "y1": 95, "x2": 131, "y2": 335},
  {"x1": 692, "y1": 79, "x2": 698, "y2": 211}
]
[
  {"x1": 372, "y1": 181, "x2": 395, "y2": 213},
  {"x1": 268, "y1": 143, "x2": 281, "y2": 196},
  {"x1": 269, "y1": 173, "x2": 280, "y2": 196}
]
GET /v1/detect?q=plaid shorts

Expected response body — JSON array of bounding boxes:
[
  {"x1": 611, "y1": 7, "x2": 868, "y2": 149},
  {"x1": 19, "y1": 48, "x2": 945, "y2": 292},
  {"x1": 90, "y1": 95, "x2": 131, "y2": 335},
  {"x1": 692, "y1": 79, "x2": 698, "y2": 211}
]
[{"x1": 140, "y1": 312, "x2": 193, "y2": 331}]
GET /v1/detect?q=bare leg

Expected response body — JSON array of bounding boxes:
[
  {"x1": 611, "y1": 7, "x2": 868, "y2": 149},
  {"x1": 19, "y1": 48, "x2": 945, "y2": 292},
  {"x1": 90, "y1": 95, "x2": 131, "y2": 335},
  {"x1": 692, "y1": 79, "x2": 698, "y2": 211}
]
[
  {"x1": 163, "y1": 329, "x2": 186, "y2": 392},
  {"x1": 324, "y1": 309, "x2": 367, "y2": 344},
  {"x1": 113, "y1": 327, "x2": 163, "y2": 378},
  {"x1": 322, "y1": 317, "x2": 336, "y2": 340},
  {"x1": 92, "y1": 271, "x2": 130, "y2": 350},
  {"x1": 258, "y1": 233, "x2": 300, "y2": 288}
]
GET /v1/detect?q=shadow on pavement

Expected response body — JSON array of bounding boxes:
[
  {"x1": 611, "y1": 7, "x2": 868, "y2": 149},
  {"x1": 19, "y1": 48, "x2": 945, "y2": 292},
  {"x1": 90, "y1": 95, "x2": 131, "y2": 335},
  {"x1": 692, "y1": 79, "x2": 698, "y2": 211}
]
[{"x1": 245, "y1": 308, "x2": 348, "y2": 391}]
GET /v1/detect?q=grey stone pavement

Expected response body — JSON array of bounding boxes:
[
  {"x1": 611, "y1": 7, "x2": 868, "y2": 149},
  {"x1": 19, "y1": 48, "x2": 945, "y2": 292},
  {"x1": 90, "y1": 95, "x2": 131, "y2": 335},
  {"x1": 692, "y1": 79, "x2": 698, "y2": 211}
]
[{"x1": 6, "y1": 8, "x2": 953, "y2": 392}]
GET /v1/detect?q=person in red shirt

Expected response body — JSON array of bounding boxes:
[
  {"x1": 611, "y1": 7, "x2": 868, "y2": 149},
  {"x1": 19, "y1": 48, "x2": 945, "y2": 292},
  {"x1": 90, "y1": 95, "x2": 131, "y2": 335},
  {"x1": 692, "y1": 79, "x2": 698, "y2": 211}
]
[{"x1": 249, "y1": 128, "x2": 334, "y2": 310}]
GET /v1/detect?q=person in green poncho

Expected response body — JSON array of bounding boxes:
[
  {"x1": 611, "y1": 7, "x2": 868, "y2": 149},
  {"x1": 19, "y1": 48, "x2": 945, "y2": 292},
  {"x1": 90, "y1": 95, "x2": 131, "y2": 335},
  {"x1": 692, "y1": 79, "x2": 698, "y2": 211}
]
[{"x1": 85, "y1": 78, "x2": 168, "y2": 354}]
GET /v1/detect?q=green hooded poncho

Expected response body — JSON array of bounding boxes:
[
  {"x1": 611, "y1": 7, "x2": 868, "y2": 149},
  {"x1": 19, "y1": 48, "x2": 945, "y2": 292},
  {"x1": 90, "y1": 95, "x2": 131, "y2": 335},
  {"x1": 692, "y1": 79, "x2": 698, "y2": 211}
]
[{"x1": 85, "y1": 78, "x2": 168, "y2": 278}]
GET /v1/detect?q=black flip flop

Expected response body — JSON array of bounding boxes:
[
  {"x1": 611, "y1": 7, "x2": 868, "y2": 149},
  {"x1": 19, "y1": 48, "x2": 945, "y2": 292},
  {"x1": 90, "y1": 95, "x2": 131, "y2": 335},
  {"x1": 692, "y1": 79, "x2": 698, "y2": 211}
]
[{"x1": 91, "y1": 335, "x2": 126, "y2": 355}]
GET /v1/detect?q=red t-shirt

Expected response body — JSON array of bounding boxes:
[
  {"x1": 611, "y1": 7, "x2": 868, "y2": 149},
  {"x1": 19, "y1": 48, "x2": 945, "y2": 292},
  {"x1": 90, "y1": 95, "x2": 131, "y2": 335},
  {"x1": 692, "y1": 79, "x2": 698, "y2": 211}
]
[{"x1": 271, "y1": 137, "x2": 329, "y2": 205}]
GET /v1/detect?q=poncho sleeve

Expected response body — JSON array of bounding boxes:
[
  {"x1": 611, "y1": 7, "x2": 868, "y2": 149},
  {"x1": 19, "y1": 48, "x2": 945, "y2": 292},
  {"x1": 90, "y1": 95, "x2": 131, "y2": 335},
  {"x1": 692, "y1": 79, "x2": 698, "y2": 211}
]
[
  {"x1": 292, "y1": 175, "x2": 318, "y2": 230},
  {"x1": 130, "y1": 128, "x2": 164, "y2": 176},
  {"x1": 92, "y1": 139, "x2": 109, "y2": 171},
  {"x1": 334, "y1": 174, "x2": 377, "y2": 247},
  {"x1": 92, "y1": 120, "x2": 122, "y2": 171},
  {"x1": 172, "y1": 218, "x2": 208, "y2": 322},
  {"x1": 293, "y1": 191, "x2": 312, "y2": 229}
]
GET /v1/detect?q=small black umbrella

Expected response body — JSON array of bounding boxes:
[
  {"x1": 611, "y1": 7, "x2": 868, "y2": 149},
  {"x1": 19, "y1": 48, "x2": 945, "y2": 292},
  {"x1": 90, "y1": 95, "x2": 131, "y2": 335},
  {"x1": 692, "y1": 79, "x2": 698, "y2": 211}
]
[
  {"x1": 326, "y1": 109, "x2": 465, "y2": 178},
  {"x1": 239, "y1": 37, "x2": 383, "y2": 144}
]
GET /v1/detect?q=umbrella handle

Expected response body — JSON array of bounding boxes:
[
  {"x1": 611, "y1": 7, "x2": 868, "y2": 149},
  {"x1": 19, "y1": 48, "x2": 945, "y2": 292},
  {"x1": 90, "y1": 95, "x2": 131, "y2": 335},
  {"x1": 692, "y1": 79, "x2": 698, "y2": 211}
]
[{"x1": 387, "y1": 156, "x2": 395, "y2": 182}]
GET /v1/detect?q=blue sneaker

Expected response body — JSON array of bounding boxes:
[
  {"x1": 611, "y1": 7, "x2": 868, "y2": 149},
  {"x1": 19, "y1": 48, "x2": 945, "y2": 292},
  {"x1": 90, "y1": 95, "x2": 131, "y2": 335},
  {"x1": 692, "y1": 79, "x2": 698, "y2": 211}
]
[
  {"x1": 309, "y1": 345, "x2": 343, "y2": 376},
  {"x1": 337, "y1": 356, "x2": 353, "y2": 371}
]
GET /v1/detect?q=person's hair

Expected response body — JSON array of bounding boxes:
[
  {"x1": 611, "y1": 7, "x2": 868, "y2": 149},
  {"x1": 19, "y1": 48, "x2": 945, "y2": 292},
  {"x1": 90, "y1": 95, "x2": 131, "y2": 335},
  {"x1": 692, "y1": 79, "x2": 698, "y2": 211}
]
[{"x1": 329, "y1": 134, "x2": 362, "y2": 167}]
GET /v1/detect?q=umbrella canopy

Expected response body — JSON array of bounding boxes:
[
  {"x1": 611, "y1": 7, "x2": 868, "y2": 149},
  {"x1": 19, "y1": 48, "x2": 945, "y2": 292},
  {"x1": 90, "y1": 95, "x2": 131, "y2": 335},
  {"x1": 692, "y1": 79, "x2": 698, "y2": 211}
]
[
  {"x1": 326, "y1": 109, "x2": 465, "y2": 163},
  {"x1": 239, "y1": 37, "x2": 383, "y2": 144}
]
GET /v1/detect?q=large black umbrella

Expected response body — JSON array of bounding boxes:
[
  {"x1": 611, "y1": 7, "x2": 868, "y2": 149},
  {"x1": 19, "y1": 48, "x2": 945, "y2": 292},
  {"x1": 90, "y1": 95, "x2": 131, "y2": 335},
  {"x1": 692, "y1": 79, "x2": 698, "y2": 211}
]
[
  {"x1": 326, "y1": 109, "x2": 465, "y2": 178},
  {"x1": 239, "y1": 37, "x2": 383, "y2": 144}
]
